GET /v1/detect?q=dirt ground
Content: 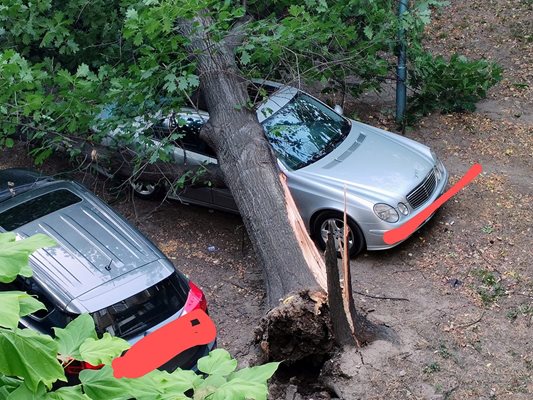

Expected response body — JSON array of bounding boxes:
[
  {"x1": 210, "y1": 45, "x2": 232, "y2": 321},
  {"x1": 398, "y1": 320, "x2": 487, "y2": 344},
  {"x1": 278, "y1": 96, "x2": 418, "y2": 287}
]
[{"x1": 0, "y1": 1, "x2": 531, "y2": 399}]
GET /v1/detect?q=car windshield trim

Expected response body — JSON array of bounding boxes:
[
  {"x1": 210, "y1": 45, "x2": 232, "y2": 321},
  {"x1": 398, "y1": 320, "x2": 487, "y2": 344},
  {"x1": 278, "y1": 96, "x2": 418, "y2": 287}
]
[
  {"x1": 261, "y1": 92, "x2": 351, "y2": 170},
  {"x1": 0, "y1": 182, "x2": 41, "y2": 203}
]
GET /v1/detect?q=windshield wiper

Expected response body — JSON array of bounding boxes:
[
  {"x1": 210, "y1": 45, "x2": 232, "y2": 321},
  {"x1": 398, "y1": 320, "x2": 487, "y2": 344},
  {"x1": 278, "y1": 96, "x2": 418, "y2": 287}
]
[{"x1": 341, "y1": 119, "x2": 352, "y2": 136}]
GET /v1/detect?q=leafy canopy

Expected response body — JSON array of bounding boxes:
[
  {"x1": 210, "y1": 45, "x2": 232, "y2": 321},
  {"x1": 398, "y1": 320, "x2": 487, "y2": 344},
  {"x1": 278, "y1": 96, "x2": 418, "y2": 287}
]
[{"x1": 0, "y1": 0, "x2": 500, "y2": 166}]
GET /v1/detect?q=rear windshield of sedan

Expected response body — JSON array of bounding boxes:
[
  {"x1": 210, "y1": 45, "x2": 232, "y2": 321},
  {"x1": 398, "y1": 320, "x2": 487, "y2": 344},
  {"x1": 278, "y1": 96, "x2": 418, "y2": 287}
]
[{"x1": 0, "y1": 189, "x2": 82, "y2": 231}]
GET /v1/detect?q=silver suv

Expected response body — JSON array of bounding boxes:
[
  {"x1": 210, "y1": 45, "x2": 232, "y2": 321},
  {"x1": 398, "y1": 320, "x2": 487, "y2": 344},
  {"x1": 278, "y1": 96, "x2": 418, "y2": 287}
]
[{"x1": 0, "y1": 168, "x2": 215, "y2": 374}]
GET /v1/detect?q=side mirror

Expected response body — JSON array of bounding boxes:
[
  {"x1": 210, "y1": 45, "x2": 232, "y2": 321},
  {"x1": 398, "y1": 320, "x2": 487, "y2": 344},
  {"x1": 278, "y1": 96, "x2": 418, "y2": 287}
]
[{"x1": 334, "y1": 105, "x2": 344, "y2": 115}]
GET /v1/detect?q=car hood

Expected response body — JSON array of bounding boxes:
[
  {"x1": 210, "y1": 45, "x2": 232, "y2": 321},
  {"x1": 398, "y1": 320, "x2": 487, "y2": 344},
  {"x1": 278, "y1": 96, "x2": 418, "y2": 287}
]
[{"x1": 296, "y1": 121, "x2": 435, "y2": 199}]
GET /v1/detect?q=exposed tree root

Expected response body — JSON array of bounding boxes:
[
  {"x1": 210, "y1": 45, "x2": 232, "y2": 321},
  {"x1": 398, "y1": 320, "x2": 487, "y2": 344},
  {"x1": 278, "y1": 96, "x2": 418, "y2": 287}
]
[{"x1": 255, "y1": 290, "x2": 398, "y2": 365}]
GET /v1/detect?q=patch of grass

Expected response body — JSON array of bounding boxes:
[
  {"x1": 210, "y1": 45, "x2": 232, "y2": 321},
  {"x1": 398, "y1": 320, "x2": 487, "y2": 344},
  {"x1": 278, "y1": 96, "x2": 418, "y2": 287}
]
[
  {"x1": 510, "y1": 21, "x2": 533, "y2": 43},
  {"x1": 478, "y1": 285, "x2": 505, "y2": 305},
  {"x1": 481, "y1": 225, "x2": 494, "y2": 234},
  {"x1": 472, "y1": 269, "x2": 505, "y2": 305},
  {"x1": 437, "y1": 343, "x2": 451, "y2": 359},
  {"x1": 507, "y1": 304, "x2": 533, "y2": 320},
  {"x1": 512, "y1": 82, "x2": 530, "y2": 90},
  {"x1": 423, "y1": 362, "x2": 441, "y2": 374}
]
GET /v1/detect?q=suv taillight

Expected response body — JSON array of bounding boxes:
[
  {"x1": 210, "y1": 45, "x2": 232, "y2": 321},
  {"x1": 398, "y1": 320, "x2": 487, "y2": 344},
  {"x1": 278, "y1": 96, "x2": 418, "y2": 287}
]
[
  {"x1": 64, "y1": 359, "x2": 104, "y2": 375},
  {"x1": 184, "y1": 281, "x2": 207, "y2": 313}
]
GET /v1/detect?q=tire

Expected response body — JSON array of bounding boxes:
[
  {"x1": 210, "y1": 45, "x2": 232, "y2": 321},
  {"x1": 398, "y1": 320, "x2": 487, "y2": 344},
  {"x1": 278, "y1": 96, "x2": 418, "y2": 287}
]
[
  {"x1": 130, "y1": 180, "x2": 165, "y2": 200},
  {"x1": 312, "y1": 211, "x2": 365, "y2": 257}
]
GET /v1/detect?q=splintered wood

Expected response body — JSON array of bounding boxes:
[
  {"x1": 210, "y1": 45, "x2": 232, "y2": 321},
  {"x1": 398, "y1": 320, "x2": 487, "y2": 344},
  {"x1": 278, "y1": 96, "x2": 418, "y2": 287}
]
[{"x1": 280, "y1": 172, "x2": 327, "y2": 291}]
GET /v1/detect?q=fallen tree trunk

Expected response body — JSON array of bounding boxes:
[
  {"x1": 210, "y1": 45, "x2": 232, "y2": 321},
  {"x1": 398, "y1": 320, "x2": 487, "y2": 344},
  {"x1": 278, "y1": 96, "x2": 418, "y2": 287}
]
[{"x1": 178, "y1": 15, "x2": 325, "y2": 307}]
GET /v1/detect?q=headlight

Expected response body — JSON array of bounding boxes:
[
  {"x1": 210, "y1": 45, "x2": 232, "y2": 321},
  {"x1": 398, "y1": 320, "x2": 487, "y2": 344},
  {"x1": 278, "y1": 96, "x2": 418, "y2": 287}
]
[
  {"x1": 430, "y1": 149, "x2": 444, "y2": 179},
  {"x1": 373, "y1": 203, "x2": 399, "y2": 223},
  {"x1": 397, "y1": 202, "x2": 409, "y2": 216}
]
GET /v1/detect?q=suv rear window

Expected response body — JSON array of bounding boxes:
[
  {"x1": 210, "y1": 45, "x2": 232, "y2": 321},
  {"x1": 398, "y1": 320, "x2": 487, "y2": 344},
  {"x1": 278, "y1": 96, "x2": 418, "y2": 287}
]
[
  {"x1": 92, "y1": 273, "x2": 189, "y2": 339},
  {"x1": 0, "y1": 189, "x2": 82, "y2": 230}
]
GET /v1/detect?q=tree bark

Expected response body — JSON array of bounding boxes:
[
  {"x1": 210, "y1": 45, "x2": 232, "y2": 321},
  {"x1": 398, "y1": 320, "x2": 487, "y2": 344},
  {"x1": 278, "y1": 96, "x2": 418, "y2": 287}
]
[{"x1": 177, "y1": 15, "x2": 325, "y2": 307}]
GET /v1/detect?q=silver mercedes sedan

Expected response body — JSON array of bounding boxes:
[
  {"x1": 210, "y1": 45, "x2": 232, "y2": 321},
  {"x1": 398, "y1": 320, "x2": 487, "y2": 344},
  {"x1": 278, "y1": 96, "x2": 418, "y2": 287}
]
[{"x1": 103, "y1": 81, "x2": 449, "y2": 256}]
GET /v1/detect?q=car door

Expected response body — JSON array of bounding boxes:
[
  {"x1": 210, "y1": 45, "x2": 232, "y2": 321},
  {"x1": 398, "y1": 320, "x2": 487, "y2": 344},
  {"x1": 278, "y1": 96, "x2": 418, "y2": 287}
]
[
  {"x1": 211, "y1": 187, "x2": 238, "y2": 212},
  {"x1": 158, "y1": 110, "x2": 246, "y2": 212}
]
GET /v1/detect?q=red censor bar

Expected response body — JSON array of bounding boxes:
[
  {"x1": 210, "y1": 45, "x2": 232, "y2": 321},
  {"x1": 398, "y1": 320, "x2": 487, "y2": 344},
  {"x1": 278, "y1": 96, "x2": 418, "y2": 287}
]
[
  {"x1": 383, "y1": 163, "x2": 482, "y2": 245},
  {"x1": 112, "y1": 309, "x2": 216, "y2": 379}
]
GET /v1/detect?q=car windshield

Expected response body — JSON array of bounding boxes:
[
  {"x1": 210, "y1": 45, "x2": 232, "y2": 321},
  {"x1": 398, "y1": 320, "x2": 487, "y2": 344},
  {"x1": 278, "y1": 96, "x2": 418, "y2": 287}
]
[{"x1": 262, "y1": 93, "x2": 351, "y2": 170}]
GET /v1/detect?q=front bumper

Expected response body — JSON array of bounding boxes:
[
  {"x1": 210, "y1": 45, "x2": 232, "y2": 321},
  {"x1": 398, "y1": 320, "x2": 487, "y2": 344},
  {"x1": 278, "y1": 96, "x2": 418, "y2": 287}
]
[{"x1": 365, "y1": 166, "x2": 449, "y2": 250}]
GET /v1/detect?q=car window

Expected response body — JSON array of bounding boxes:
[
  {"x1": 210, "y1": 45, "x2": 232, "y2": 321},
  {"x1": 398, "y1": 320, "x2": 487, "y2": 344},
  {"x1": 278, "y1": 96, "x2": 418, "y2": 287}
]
[
  {"x1": 92, "y1": 272, "x2": 189, "y2": 339},
  {"x1": 0, "y1": 189, "x2": 82, "y2": 231},
  {"x1": 155, "y1": 116, "x2": 215, "y2": 157},
  {"x1": 261, "y1": 93, "x2": 351, "y2": 170}
]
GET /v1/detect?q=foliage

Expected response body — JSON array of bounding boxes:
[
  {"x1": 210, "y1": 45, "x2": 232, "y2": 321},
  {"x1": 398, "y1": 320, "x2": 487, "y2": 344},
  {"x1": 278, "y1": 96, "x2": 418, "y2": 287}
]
[
  {"x1": 506, "y1": 304, "x2": 533, "y2": 321},
  {"x1": 0, "y1": 232, "x2": 279, "y2": 398},
  {"x1": 423, "y1": 362, "x2": 440, "y2": 374},
  {"x1": 402, "y1": 1, "x2": 502, "y2": 119},
  {"x1": 472, "y1": 269, "x2": 506, "y2": 306},
  {"x1": 0, "y1": 0, "x2": 502, "y2": 170},
  {"x1": 408, "y1": 53, "x2": 502, "y2": 118}
]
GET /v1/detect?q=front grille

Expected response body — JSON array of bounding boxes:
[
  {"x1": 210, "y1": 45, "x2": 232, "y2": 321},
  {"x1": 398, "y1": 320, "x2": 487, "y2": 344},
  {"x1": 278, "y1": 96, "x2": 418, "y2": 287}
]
[{"x1": 406, "y1": 168, "x2": 437, "y2": 209}]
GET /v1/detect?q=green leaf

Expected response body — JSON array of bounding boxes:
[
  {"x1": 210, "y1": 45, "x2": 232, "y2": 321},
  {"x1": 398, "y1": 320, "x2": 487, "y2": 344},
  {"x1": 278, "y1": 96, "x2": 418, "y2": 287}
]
[
  {"x1": 79, "y1": 332, "x2": 130, "y2": 365},
  {"x1": 5, "y1": 380, "x2": 46, "y2": 400},
  {"x1": 240, "y1": 50, "x2": 251, "y2": 65},
  {"x1": 54, "y1": 314, "x2": 97, "y2": 360},
  {"x1": 152, "y1": 368, "x2": 202, "y2": 394},
  {"x1": 363, "y1": 26, "x2": 373, "y2": 40},
  {"x1": 0, "y1": 233, "x2": 56, "y2": 283},
  {"x1": 75, "y1": 64, "x2": 90, "y2": 78},
  {"x1": 79, "y1": 366, "x2": 130, "y2": 400},
  {"x1": 44, "y1": 385, "x2": 91, "y2": 400},
  {"x1": 18, "y1": 293, "x2": 46, "y2": 317},
  {"x1": 125, "y1": 8, "x2": 139, "y2": 20},
  {"x1": 197, "y1": 349, "x2": 237, "y2": 376},
  {"x1": 0, "y1": 232, "x2": 16, "y2": 244},
  {"x1": 228, "y1": 362, "x2": 280, "y2": 384},
  {"x1": 0, "y1": 291, "x2": 45, "y2": 329},
  {"x1": 199, "y1": 373, "x2": 226, "y2": 389},
  {"x1": 121, "y1": 372, "x2": 164, "y2": 400},
  {"x1": 0, "y1": 328, "x2": 65, "y2": 391},
  {"x1": 0, "y1": 292, "x2": 21, "y2": 329},
  {"x1": 212, "y1": 379, "x2": 268, "y2": 400},
  {"x1": 0, "y1": 376, "x2": 22, "y2": 398}
]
